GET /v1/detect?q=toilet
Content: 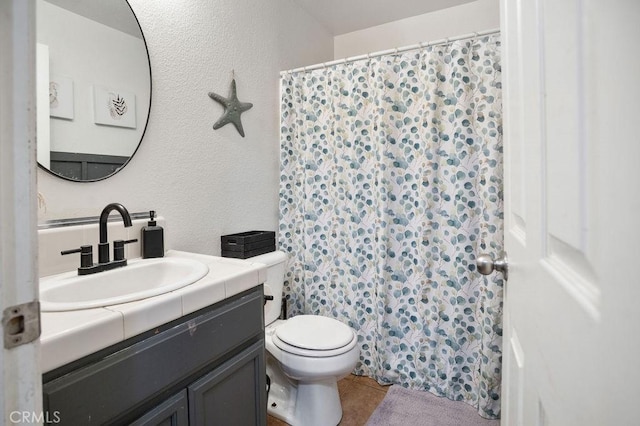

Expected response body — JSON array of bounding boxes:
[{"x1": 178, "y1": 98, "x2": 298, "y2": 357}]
[{"x1": 250, "y1": 251, "x2": 359, "y2": 426}]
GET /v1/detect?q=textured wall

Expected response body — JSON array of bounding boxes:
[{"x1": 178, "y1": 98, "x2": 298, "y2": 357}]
[
  {"x1": 37, "y1": 0, "x2": 333, "y2": 256},
  {"x1": 334, "y1": 0, "x2": 499, "y2": 58}
]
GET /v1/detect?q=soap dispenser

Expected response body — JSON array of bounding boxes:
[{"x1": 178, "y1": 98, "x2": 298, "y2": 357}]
[{"x1": 141, "y1": 210, "x2": 164, "y2": 258}]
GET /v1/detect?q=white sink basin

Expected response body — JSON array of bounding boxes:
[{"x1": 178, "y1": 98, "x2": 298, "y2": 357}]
[{"x1": 40, "y1": 257, "x2": 209, "y2": 312}]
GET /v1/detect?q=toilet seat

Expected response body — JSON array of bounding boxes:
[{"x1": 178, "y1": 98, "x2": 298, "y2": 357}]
[{"x1": 273, "y1": 315, "x2": 357, "y2": 358}]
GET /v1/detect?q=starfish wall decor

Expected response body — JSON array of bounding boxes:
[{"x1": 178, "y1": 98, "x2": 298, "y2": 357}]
[{"x1": 208, "y1": 78, "x2": 253, "y2": 137}]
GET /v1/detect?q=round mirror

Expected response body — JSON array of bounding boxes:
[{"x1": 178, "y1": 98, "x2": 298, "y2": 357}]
[{"x1": 36, "y1": 0, "x2": 151, "y2": 182}]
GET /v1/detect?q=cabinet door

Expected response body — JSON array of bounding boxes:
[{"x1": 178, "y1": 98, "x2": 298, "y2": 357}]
[
  {"x1": 188, "y1": 341, "x2": 266, "y2": 426},
  {"x1": 130, "y1": 390, "x2": 188, "y2": 426}
]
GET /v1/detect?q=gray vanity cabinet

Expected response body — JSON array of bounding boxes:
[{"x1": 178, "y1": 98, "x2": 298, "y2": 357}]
[{"x1": 42, "y1": 287, "x2": 266, "y2": 425}]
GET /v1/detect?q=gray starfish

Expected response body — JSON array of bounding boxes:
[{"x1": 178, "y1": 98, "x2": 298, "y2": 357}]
[{"x1": 208, "y1": 79, "x2": 253, "y2": 137}]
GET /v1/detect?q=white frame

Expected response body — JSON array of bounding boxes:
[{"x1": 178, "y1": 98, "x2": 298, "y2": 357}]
[{"x1": 0, "y1": 0, "x2": 42, "y2": 422}]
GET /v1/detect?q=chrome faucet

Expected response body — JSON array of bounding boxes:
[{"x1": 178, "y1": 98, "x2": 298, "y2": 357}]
[
  {"x1": 98, "y1": 202, "x2": 133, "y2": 264},
  {"x1": 62, "y1": 203, "x2": 137, "y2": 275}
]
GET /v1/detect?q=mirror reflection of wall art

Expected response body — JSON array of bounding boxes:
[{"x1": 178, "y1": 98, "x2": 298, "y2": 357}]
[
  {"x1": 93, "y1": 85, "x2": 136, "y2": 129},
  {"x1": 49, "y1": 75, "x2": 74, "y2": 120}
]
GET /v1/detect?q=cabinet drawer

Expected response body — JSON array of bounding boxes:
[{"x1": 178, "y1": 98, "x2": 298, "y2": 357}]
[{"x1": 43, "y1": 288, "x2": 263, "y2": 425}]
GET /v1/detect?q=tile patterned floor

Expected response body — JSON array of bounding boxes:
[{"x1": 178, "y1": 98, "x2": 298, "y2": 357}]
[{"x1": 267, "y1": 374, "x2": 389, "y2": 426}]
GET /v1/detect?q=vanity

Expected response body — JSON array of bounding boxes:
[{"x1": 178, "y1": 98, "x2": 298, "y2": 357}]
[
  {"x1": 40, "y1": 248, "x2": 269, "y2": 425},
  {"x1": 36, "y1": 1, "x2": 269, "y2": 422}
]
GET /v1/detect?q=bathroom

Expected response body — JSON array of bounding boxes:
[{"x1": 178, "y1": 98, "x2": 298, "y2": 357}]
[{"x1": 1, "y1": 0, "x2": 639, "y2": 425}]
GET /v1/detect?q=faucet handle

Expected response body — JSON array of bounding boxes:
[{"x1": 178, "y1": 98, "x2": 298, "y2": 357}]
[
  {"x1": 61, "y1": 245, "x2": 93, "y2": 268},
  {"x1": 113, "y1": 239, "x2": 138, "y2": 261}
]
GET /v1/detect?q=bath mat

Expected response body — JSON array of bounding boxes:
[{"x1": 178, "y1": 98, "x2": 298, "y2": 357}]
[{"x1": 365, "y1": 385, "x2": 500, "y2": 426}]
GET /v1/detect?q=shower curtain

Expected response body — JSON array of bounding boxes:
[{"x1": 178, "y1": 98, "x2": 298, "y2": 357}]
[{"x1": 279, "y1": 34, "x2": 503, "y2": 419}]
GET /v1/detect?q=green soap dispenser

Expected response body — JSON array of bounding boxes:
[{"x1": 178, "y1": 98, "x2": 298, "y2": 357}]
[{"x1": 141, "y1": 210, "x2": 164, "y2": 258}]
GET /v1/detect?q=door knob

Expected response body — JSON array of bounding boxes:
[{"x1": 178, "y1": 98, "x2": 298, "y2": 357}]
[{"x1": 476, "y1": 252, "x2": 508, "y2": 280}]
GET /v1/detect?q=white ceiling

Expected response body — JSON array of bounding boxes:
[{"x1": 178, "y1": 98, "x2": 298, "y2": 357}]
[
  {"x1": 46, "y1": 0, "x2": 475, "y2": 37},
  {"x1": 292, "y1": 0, "x2": 476, "y2": 36},
  {"x1": 44, "y1": 0, "x2": 476, "y2": 41}
]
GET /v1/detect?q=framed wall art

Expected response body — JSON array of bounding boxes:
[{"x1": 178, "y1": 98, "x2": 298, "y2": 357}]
[
  {"x1": 93, "y1": 85, "x2": 136, "y2": 129},
  {"x1": 49, "y1": 74, "x2": 74, "y2": 120}
]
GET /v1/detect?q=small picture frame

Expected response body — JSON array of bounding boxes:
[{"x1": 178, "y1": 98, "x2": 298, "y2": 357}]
[
  {"x1": 93, "y1": 85, "x2": 136, "y2": 129},
  {"x1": 49, "y1": 75, "x2": 74, "y2": 120}
]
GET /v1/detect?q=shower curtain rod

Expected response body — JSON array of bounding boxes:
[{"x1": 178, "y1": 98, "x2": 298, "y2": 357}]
[{"x1": 280, "y1": 27, "x2": 500, "y2": 75}]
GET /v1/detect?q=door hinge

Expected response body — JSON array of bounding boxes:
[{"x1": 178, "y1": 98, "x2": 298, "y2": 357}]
[{"x1": 3, "y1": 301, "x2": 40, "y2": 349}]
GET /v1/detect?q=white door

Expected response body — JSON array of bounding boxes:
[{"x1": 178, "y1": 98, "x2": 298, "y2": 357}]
[
  {"x1": 499, "y1": 0, "x2": 640, "y2": 425},
  {"x1": 0, "y1": 0, "x2": 42, "y2": 423}
]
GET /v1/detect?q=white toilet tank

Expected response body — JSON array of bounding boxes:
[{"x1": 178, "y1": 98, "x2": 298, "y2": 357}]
[{"x1": 249, "y1": 250, "x2": 288, "y2": 325}]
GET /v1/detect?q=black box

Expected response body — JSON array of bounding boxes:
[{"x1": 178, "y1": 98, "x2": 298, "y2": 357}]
[{"x1": 221, "y1": 231, "x2": 275, "y2": 259}]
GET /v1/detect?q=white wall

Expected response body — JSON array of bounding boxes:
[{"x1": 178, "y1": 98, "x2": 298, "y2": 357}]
[
  {"x1": 37, "y1": 1, "x2": 149, "y2": 157},
  {"x1": 37, "y1": 0, "x2": 333, "y2": 257},
  {"x1": 334, "y1": 0, "x2": 500, "y2": 58}
]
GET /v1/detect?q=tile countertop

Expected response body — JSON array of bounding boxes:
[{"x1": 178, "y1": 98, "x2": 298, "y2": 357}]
[{"x1": 40, "y1": 250, "x2": 267, "y2": 373}]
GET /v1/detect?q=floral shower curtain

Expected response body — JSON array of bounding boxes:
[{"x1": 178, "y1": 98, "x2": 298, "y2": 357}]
[{"x1": 279, "y1": 34, "x2": 503, "y2": 419}]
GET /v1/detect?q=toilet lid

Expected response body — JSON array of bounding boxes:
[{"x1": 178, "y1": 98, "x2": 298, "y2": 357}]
[{"x1": 275, "y1": 315, "x2": 354, "y2": 351}]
